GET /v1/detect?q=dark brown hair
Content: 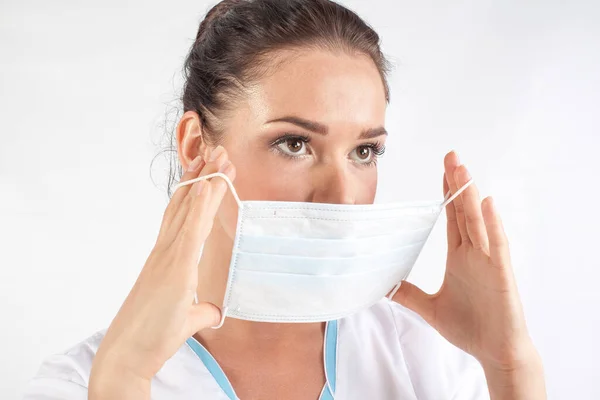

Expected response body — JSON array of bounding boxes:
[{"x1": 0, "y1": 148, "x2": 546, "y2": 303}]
[{"x1": 163, "y1": 0, "x2": 392, "y2": 197}]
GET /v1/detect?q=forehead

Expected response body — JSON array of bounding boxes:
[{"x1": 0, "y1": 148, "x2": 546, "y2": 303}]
[{"x1": 243, "y1": 49, "x2": 387, "y2": 126}]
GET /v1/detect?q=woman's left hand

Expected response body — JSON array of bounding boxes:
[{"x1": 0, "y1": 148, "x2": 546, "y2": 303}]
[{"x1": 392, "y1": 151, "x2": 546, "y2": 399}]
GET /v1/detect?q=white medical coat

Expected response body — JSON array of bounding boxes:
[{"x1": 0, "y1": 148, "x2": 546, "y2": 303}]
[{"x1": 23, "y1": 299, "x2": 489, "y2": 399}]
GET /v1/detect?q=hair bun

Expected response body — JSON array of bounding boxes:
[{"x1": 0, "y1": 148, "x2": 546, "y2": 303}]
[{"x1": 197, "y1": 0, "x2": 244, "y2": 41}]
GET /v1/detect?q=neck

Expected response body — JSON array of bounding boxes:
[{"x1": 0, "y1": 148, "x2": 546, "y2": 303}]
[{"x1": 195, "y1": 222, "x2": 324, "y2": 347}]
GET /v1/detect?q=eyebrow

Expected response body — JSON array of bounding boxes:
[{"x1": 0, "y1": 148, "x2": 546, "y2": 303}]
[{"x1": 265, "y1": 116, "x2": 388, "y2": 140}]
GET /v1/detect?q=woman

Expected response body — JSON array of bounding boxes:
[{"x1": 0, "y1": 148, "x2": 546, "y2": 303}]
[{"x1": 23, "y1": 0, "x2": 546, "y2": 399}]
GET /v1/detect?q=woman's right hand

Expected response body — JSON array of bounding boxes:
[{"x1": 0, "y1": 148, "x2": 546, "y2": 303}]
[{"x1": 89, "y1": 146, "x2": 236, "y2": 400}]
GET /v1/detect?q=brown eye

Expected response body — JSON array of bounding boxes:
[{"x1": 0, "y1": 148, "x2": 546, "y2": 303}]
[
  {"x1": 275, "y1": 136, "x2": 309, "y2": 157},
  {"x1": 349, "y1": 145, "x2": 380, "y2": 165},
  {"x1": 356, "y1": 145, "x2": 371, "y2": 160},
  {"x1": 287, "y1": 138, "x2": 304, "y2": 153}
]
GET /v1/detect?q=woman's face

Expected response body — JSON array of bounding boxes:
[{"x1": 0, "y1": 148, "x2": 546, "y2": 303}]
[{"x1": 182, "y1": 49, "x2": 388, "y2": 239}]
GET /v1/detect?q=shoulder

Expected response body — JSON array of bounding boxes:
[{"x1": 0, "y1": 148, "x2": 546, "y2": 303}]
[
  {"x1": 22, "y1": 330, "x2": 223, "y2": 400},
  {"x1": 22, "y1": 330, "x2": 106, "y2": 399}
]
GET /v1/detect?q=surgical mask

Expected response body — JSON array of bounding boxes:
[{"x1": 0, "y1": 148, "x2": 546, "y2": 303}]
[{"x1": 174, "y1": 173, "x2": 472, "y2": 327}]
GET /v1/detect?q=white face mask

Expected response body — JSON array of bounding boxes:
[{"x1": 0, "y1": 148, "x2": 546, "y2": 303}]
[{"x1": 175, "y1": 173, "x2": 472, "y2": 327}]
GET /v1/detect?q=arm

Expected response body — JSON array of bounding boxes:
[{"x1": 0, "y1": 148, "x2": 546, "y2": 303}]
[{"x1": 482, "y1": 343, "x2": 546, "y2": 400}]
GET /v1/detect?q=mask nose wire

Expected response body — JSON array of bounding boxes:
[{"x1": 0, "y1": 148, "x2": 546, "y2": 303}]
[
  {"x1": 173, "y1": 172, "x2": 243, "y2": 208},
  {"x1": 173, "y1": 173, "x2": 239, "y2": 330}
]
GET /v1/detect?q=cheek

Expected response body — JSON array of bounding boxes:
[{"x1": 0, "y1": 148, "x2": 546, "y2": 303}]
[
  {"x1": 353, "y1": 168, "x2": 378, "y2": 204},
  {"x1": 368, "y1": 174, "x2": 378, "y2": 202},
  {"x1": 230, "y1": 149, "x2": 308, "y2": 201},
  {"x1": 214, "y1": 152, "x2": 297, "y2": 240}
]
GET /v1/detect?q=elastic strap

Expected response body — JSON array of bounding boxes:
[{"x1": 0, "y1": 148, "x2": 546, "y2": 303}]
[
  {"x1": 174, "y1": 172, "x2": 243, "y2": 208},
  {"x1": 441, "y1": 178, "x2": 473, "y2": 208},
  {"x1": 387, "y1": 178, "x2": 474, "y2": 301},
  {"x1": 211, "y1": 307, "x2": 228, "y2": 330},
  {"x1": 175, "y1": 174, "x2": 236, "y2": 329}
]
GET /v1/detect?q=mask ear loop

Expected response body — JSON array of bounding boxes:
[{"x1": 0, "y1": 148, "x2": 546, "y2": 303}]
[
  {"x1": 174, "y1": 172, "x2": 242, "y2": 329},
  {"x1": 386, "y1": 178, "x2": 474, "y2": 301},
  {"x1": 441, "y1": 178, "x2": 473, "y2": 209},
  {"x1": 173, "y1": 172, "x2": 243, "y2": 208}
]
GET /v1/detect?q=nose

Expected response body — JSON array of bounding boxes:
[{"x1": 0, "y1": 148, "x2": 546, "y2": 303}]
[{"x1": 310, "y1": 164, "x2": 355, "y2": 205}]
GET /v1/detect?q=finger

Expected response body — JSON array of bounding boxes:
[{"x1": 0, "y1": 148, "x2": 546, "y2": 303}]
[
  {"x1": 206, "y1": 159, "x2": 237, "y2": 214},
  {"x1": 174, "y1": 180, "x2": 214, "y2": 266},
  {"x1": 391, "y1": 281, "x2": 436, "y2": 326},
  {"x1": 444, "y1": 171, "x2": 461, "y2": 250},
  {"x1": 202, "y1": 145, "x2": 238, "y2": 209},
  {"x1": 454, "y1": 165, "x2": 489, "y2": 253},
  {"x1": 185, "y1": 301, "x2": 222, "y2": 336},
  {"x1": 189, "y1": 158, "x2": 237, "y2": 237},
  {"x1": 177, "y1": 157, "x2": 237, "y2": 261},
  {"x1": 173, "y1": 157, "x2": 236, "y2": 248},
  {"x1": 158, "y1": 157, "x2": 205, "y2": 242},
  {"x1": 482, "y1": 197, "x2": 511, "y2": 269},
  {"x1": 176, "y1": 167, "x2": 230, "y2": 264},
  {"x1": 168, "y1": 146, "x2": 230, "y2": 241},
  {"x1": 170, "y1": 157, "x2": 206, "y2": 214},
  {"x1": 444, "y1": 151, "x2": 470, "y2": 245}
]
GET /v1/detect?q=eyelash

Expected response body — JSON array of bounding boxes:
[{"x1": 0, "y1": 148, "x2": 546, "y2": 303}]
[{"x1": 270, "y1": 134, "x2": 386, "y2": 167}]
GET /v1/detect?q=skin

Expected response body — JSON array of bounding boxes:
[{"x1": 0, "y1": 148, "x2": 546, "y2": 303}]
[{"x1": 89, "y1": 49, "x2": 546, "y2": 399}]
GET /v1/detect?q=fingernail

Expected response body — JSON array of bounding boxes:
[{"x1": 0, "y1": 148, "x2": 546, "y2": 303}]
[
  {"x1": 453, "y1": 151, "x2": 461, "y2": 164},
  {"x1": 218, "y1": 160, "x2": 232, "y2": 174},
  {"x1": 209, "y1": 145, "x2": 225, "y2": 162},
  {"x1": 187, "y1": 156, "x2": 203, "y2": 172},
  {"x1": 196, "y1": 180, "x2": 207, "y2": 195}
]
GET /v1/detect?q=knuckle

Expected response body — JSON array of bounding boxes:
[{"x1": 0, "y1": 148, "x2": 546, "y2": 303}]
[
  {"x1": 471, "y1": 241, "x2": 487, "y2": 252},
  {"x1": 214, "y1": 179, "x2": 227, "y2": 191}
]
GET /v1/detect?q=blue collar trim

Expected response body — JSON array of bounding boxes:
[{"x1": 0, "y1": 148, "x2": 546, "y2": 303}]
[{"x1": 185, "y1": 320, "x2": 338, "y2": 400}]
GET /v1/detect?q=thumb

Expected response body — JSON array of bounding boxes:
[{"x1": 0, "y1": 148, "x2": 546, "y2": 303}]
[
  {"x1": 187, "y1": 302, "x2": 222, "y2": 335},
  {"x1": 391, "y1": 281, "x2": 435, "y2": 325}
]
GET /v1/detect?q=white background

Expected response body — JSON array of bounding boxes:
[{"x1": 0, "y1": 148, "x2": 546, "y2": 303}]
[{"x1": 1, "y1": 0, "x2": 599, "y2": 398}]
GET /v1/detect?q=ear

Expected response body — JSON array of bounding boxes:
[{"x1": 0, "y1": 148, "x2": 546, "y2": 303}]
[{"x1": 176, "y1": 111, "x2": 210, "y2": 170}]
